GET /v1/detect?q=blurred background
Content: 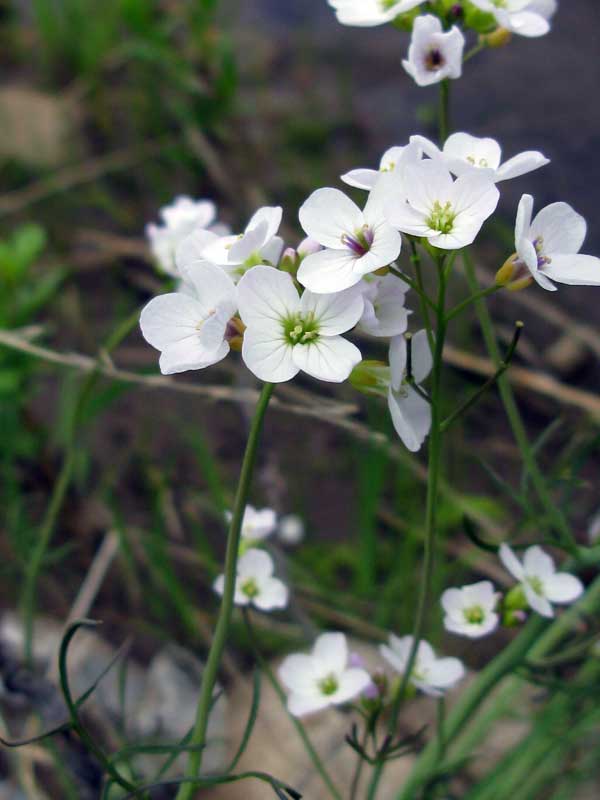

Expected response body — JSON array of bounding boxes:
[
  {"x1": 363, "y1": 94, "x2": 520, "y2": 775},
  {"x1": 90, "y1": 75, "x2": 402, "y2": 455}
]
[{"x1": 0, "y1": 1, "x2": 599, "y2": 797}]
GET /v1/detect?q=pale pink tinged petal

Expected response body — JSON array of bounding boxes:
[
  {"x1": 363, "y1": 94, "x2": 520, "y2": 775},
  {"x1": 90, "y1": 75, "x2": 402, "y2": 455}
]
[
  {"x1": 341, "y1": 168, "x2": 379, "y2": 191},
  {"x1": 443, "y1": 28, "x2": 465, "y2": 77},
  {"x1": 544, "y1": 573, "x2": 584, "y2": 604},
  {"x1": 237, "y1": 548, "x2": 274, "y2": 579},
  {"x1": 530, "y1": 202, "x2": 587, "y2": 255},
  {"x1": 411, "y1": 13, "x2": 443, "y2": 45},
  {"x1": 524, "y1": 585, "x2": 554, "y2": 617},
  {"x1": 292, "y1": 336, "x2": 362, "y2": 383},
  {"x1": 287, "y1": 693, "x2": 329, "y2": 717},
  {"x1": 509, "y1": 11, "x2": 551, "y2": 37},
  {"x1": 299, "y1": 188, "x2": 363, "y2": 248},
  {"x1": 515, "y1": 194, "x2": 535, "y2": 245},
  {"x1": 237, "y1": 265, "x2": 299, "y2": 327},
  {"x1": 389, "y1": 334, "x2": 407, "y2": 391},
  {"x1": 450, "y1": 172, "x2": 500, "y2": 217},
  {"x1": 425, "y1": 657, "x2": 465, "y2": 689},
  {"x1": 495, "y1": 151, "x2": 550, "y2": 182},
  {"x1": 331, "y1": 669, "x2": 373, "y2": 705},
  {"x1": 409, "y1": 134, "x2": 443, "y2": 161},
  {"x1": 297, "y1": 249, "x2": 362, "y2": 293},
  {"x1": 444, "y1": 133, "x2": 502, "y2": 171},
  {"x1": 213, "y1": 575, "x2": 225, "y2": 596},
  {"x1": 158, "y1": 339, "x2": 229, "y2": 375},
  {"x1": 441, "y1": 588, "x2": 464, "y2": 615},
  {"x1": 312, "y1": 632, "x2": 348, "y2": 674},
  {"x1": 278, "y1": 654, "x2": 318, "y2": 692},
  {"x1": 523, "y1": 546, "x2": 556, "y2": 578},
  {"x1": 241, "y1": 325, "x2": 298, "y2": 383},
  {"x1": 388, "y1": 387, "x2": 431, "y2": 452},
  {"x1": 246, "y1": 206, "x2": 283, "y2": 242},
  {"x1": 411, "y1": 329, "x2": 433, "y2": 384},
  {"x1": 499, "y1": 543, "x2": 525, "y2": 581},
  {"x1": 228, "y1": 221, "x2": 269, "y2": 263},
  {"x1": 300, "y1": 287, "x2": 364, "y2": 335},
  {"x1": 261, "y1": 236, "x2": 285, "y2": 266},
  {"x1": 140, "y1": 293, "x2": 203, "y2": 350},
  {"x1": 254, "y1": 578, "x2": 289, "y2": 611},
  {"x1": 542, "y1": 255, "x2": 600, "y2": 286}
]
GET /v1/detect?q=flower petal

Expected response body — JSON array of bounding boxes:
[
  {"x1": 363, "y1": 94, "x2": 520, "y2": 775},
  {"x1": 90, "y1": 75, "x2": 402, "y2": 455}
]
[
  {"x1": 140, "y1": 293, "x2": 203, "y2": 350},
  {"x1": 242, "y1": 324, "x2": 298, "y2": 383},
  {"x1": 300, "y1": 287, "x2": 364, "y2": 335},
  {"x1": 331, "y1": 668, "x2": 372, "y2": 705},
  {"x1": 254, "y1": 577, "x2": 289, "y2": 611},
  {"x1": 543, "y1": 573, "x2": 584, "y2": 604},
  {"x1": 496, "y1": 151, "x2": 549, "y2": 182},
  {"x1": 297, "y1": 249, "x2": 363, "y2": 293},
  {"x1": 291, "y1": 336, "x2": 362, "y2": 383},
  {"x1": 299, "y1": 188, "x2": 363, "y2": 248},
  {"x1": 530, "y1": 202, "x2": 587, "y2": 255},
  {"x1": 542, "y1": 255, "x2": 600, "y2": 286},
  {"x1": 499, "y1": 543, "x2": 525, "y2": 581},
  {"x1": 515, "y1": 194, "x2": 535, "y2": 245},
  {"x1": 238, "y1": 265, "x2": 300, "y2": 327},
  {"x1": 237, "y1": 548, "x2": 274, "y2": 579},
  {"x1": 411, "y1": 329, "x2": 433, "y2": 384},
  {"x1": 312, "y1": 632, "x2": 348, "y2": 674},
  {"x1": 158, "y1": 339, "x2": 229, "y2": 375},
  {"x1": 523, "y1": 545, "x2": 556, "y2": 578},
  {"x1": 341, "y1": 168, "x2": 379, "y2": 190},
  {"x1": 388, "y1": 385, "x2": 431, "y2": 452}
]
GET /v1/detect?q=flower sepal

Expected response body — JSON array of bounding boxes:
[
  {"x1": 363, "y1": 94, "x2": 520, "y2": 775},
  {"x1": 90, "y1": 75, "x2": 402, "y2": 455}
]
[
  {"x1": 349, "y1": 360, "x2": 390, "y2": 398},
  {"x1": 495, "y1": 254, "x2": 534, "y2": 291},
  {"x1": 483, "y1": 27, "x2": 513, "y2": 47},
  {"x1": 391, "y1": 7, "x2": 421, "y2": 31},
  {"x1": 502, "y1": 584, "x2": 528, "y2": 626},
  {"x1": 463, "y1": 4, "x2": 496, "y2": 34}
]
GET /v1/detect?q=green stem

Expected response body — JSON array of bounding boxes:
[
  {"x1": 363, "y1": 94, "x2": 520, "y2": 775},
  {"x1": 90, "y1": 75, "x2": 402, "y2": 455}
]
[
  {"x1": 444, "y1": 284, "x2": 500, "y2": 324},
  {"x1": 439, "y1": 80, "x2": 450, "y2": 145},
  {"x1": 367, "y1": 258, "x2": 449, "y2": 800},
  {"x1": 409, "y1": 241, "x2": 435, "y2": 353},
  {"x1": 21, "y1": 306, "x2": 141, "y2": 663},
  {"x1": 242, "y1": 610, "x2": 343, "y2": 800},
  {"x1": 349, "y1": 728, "x2": 369, "y2": 800},
  {"x1": 462, "y1": 251, "x2": 575, "y2": 552},
  {"x1": 175, "y1": 382, "x2": 275, "y2": 800}
]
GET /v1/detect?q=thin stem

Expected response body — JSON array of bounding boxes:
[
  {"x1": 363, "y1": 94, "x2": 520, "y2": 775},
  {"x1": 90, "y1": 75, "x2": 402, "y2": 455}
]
[
  {"x1": 409, "y1": 241, "x2": 435, "y2": 353},
  {"x1": 439, "y1": 80, "x2": 450, "y2": 145},
  {"x1": 435, "y1": 697, "x2": 446, "y2": 767},
  {"x1": 389, "y1": 265, "x2": 437, "y2": 312},
  {"x1": 444, "y1": 284, "x2": 501, "y2": 324},
  {"x1": 464, "y1": 41, "x2": 486, "y2": 63},
  {"x1": 21, "y1": 306, "x2": 141, "y2": 663},
  {"x1": 176, "y1": 383, "x2": 275, "y2": 800},
  {"x1": 242, "y1": 610, "x2": 343, "y2": 800},
  {"x1": 462, "y1": 251, "x2": 576, "y2": 552},
  {"x1": 440, "y1": 321, "x2": 523, "y2": 433},
  {"x1": 349, "y1": 727, "x2": 369, "y2": 800}
]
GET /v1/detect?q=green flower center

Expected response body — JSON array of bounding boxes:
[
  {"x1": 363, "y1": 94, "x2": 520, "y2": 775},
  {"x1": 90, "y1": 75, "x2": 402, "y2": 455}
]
[
  {"x1": 318, "y1": 674, "x2": 339, "y2": 696},
  {"x1": 283, "y1": 313, "x2": 320, "y2": 346},
  {"x1": 464, "y1": 605, "x2": 485, "y2": 624},
  {"x1": 427, "y1": 201, "x2": 456, "y2": 234},
  {"x1": 240, "y1": 577, "x2": 260, "y2": 599},
  {"x1": 527, "y1": 576, "x2": 544, "y2": 596}
]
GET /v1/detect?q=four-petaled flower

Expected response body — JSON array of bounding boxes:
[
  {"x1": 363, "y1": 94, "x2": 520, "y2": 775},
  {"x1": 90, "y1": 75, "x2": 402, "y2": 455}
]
[
  {"x1": 358, "y1": 274, "x2": 410, "y2": 338},
  {"x1": 402, "y1": 15, "x2": 465, "y2": 87},
  {"x1": 380, "y1": 634, "x2": 465, "y2": 697},
  {"x1": 214, "y1": 548, "x2": 288, "y2": 611},
  {"x1": 411, "y1": 132, "x2": 549, "y2": 183},
  {"x1": 470, "y1": 0, "x2": 557, "y2": 38},
  {"x1": 327, "y1": 0, "x2": 423, "y2": 27},
  {"x1": 139, "y1": 261, "x2": 238, "y2": 375},
  {"x1": 279, "y1": 632, "x2": 372, "y2": 716},
  {"x1": 388, "y1": 329, "x2": 432, "y2": 452},
  {"x1": 499, "y1": 544, "x2": 583, "y2": 618},
  {"x1": 385, "y1": 159, "x2": 499, "y2": 249},
  {"x1": 441, "y1": 581, "x2": 500, "y2": 638},
  {"x1": 298, "y1": 185, "x2": 402, "y2": 293},
  {"x1": 238, "y1": 265, "x2": 364, "y2": 383},
  {"x1": 226, "y1": 505, "x2": 278, "y2": 541},
  {"x1": 507, "y1": 194, "x2": 600, "y2": 292}
]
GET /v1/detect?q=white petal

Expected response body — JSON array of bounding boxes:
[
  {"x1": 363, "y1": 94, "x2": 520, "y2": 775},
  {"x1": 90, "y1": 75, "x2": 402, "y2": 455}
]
[
  {"x1": 254, "y1": 577, "x2": 289, "y2": 611},
  {"x1": 409, "y1": 134, "x2": 442, "y2": 161},
  {"x1": 183, "y1": 262, "x2": 238, "y2": 319},
  {"x1": 499, "y1": 543, "x2": 525, "y2": 581},
  {"x1": 543, "y1": 573, "x2": 584, "y2": 605},
  {"x1": 140, "y1": 293, "x2": 204, "y2": 350},
  {"x1": 405, "y1": 160, "x2": 455, "y2": 214},
  {"x1": 159, "y1": 339, "x2": 229, "y2": 375},
  {"x1": 279, "y1": 654, "x2": 318, "y2": 692},
  {"x1": 261, "y1": 236, "x2": 285, "y2": 266},
  {"x1": 444, "y1": 133, "x2": 502, "y2": 172},
  {"x1": 312, "y1": 632, "x2": 348, "y2": 674},
  {"x1": 496, "y1": 151, "x2": 549, "y2": 182},
  {"x1": 341, "y1": 168, "x2": 379, "y2": 191},
  {"x1": 384, "y1": 201, "x2": 429, "y2": 237},
  {"x1": 524, "y1": 585, "x2": 554, "y2": 617},
  {"x1": 292, "y1": 336, "x2": 362, "y2": 383},
  {"x1": 242, "y1": 325, "x2": 298, "y2": 383},
  {"x1": 237, "y1": 548, "x2": 274, "y2": 579},
  {"x1": 523, "y1": 546, "x2": 555, "y2": 578},
  {"x1": 389, "y1": 334, "x2": 407, "y2": 391},
  {"x1": 450, "y1": 171, "x2": 500, "y2": 218},
  {"x1": 462, "y1": 580, "x2": 498, "y2": 608},
  {"x1": 299, "y1": 188, "x2": 363, "y2": 248},
  {"x1": 330, "y1": 668, "x2": 372, "y2": 705},
  {"x1": 424, "y1": 657, "x2": 465, "y2": 690},
  {"x1": 298, "y1": 249, "x2": 363, "y2": 293},
  {"x1": 175, "y1": 229, "x2": 221, "y2": 276},
  {"x1": 388, "y1": 386, "x2": 431, "y2": 452},
  {"x1": 287, "y1": 692, "x2": 329, "y2": 717},
  {"x1": 356, "y1": 223, "x2": 402, "y2": 275},
  {"x1": 542, "y1": 255, "x2": 600, "y2": 286},
  {"x1": 300, "y1": 287, "x2": 364, "y2": 335},
  {"x1": 515, "y1": 194, "x2": 535, "y2": 245},
  {"x1": 411, "y1": 329, "x2": 433, "y2": 384},
  {"x1": 530, "y1": 203, "x2": 587, "y2": 255},
  {"x1": 441, "y1": 588, "x2": 464, "y2": 615},
  {"x1": 213, "y1": 575, "x2": 225, "y2": 597},
  {"x1": 245, "y1": 206, "x2": 282, "y2": 242},
  {"x1": 229, "y1": 221, "x2": 269, "y2": 264},
  {"x1": 509, "y1": 10, "x2": 551, "y2": 37},
  {"x1": 237, "y1": 265, "x2": 299, "y2": 327}
]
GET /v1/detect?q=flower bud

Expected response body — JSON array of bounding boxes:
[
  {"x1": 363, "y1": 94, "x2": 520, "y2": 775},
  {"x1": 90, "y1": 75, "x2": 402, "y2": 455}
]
[
  {"x1": 483, "y1": 27, "x2": 512, "y2": 48},
  {"x1": 297, "y1": 237, "x2": 322, "y2": 257},
  {"x1": 225, "y1": 317, "x2": 246, "y2": 351},
  {"x1": 495, "y1": 254, "x2": 533, "y2": 291},
  {"x1": 502, "y1": 585, "x2": 528, "y2": 626},
  {"x1": 349, "y1": 360, "x2": 390, "y2": 398}
]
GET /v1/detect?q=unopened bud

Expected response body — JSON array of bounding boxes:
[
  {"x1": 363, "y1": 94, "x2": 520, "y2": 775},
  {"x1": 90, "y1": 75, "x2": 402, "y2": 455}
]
[
  {"x1": 225, "y1": 316, "x2": 246, "y2": 351},
  {"x1": 297, "y1": 237, "x2": 322, "y2": 257},
  {"x1": 349, "y1": 360, "x2": 390, "y2": 398},
  {"x1": 483, "y1": 27, "x2": 512, "y2": 48},
  {"x1": 495, "y1": 254, "x2": 533, "y2": 291},
  {"x1": 449, "y1": 3, "x2": 464, "y2": 21}
]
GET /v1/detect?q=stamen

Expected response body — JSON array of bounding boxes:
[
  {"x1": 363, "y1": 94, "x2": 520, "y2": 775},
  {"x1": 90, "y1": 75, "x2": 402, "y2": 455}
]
[
  {"x1": 425, "y1": 48, "x2": 445, "y2": 71},
  {"x1": 426, "y1": 200, "x2": 456, "y2": 234},
  {"x1": 342, "y1": 225, "x2": 374, "y2": 257}
]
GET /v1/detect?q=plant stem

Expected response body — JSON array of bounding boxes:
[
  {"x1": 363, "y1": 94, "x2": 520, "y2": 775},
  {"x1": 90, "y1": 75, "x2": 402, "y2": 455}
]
[
  {"x1": 175, "y1": 382, "x2": 275, "y2": 800},
  {"x1": 439, "y1": 80, "x2": 450, "y2": 145},
  {"x1": 462, "y1": 251, "x2": 575, "y2": 552},
  {"x1": 349, "y1": 727, "x2": 369, "y2": 800},
  {"x1": 242, "y1": 611, "x2": 343, "y2": 800},
  {"x1": 444, "y1": 284, "x2": 501, "y2": 323},
  {"x1": 367, "y1": 257, "x2": 449, "y2": 800}
]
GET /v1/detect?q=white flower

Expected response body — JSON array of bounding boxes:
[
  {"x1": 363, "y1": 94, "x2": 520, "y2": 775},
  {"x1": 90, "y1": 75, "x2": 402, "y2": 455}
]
[
  {"x1": 238, "y1": 265, "x2": 363, "y2": 383},
  {"x1": 499, "y1": 544, "x2": 583, "y2": 618},
  {"x1": 213, "y1": 548, "x2": 288, "y2": 611},
  {"x1": 341, "y1": 143, "x2": 422, "y2": 192},
  {"x1": 139, "y1": 261, "x2": 237, "y2": 375},
  {"x1": 411, "y1": 132, "x2": 549, "y2": 183},
  {"x1": 278, "y1": 632, "x2": 372, "y2": 716},
  {"x1": 328, "y1": 0, "x2": 423, "y2": 27},
  {"x1": 225, "y1": 505, "x2": 277, "y2": 541},
  {"x1": 402, "y1": 15, "x2": 465, "y2": 87},
  {"x1": 388, "y1": 330, "x2": 432, "y2": 452},
  {"x1": 510, "y1": 195, "x2": 600, "y2": 292},
  {"x1": 278, "y1": 514, "x2": 305, "y2": 545},
  {"x1": 358, "y1": 274, "x2": 410, "y2": 337},
  {"x1": 470, "y1": 0, "x2": 557, "y2": 38},
  {"x1": 380, "y1": 634, "x2": 465, "y2": 697},
  {"x1": 441, "y1": 581, "x2": 500, "y2": 638},
  {"x1": 385, "y1": 159, "x2": 499, "y2": 250},
  {"x1": 146, "y1": 196, "x2": 223, "y2": 277},
  {"x1": 202, "y1": 207, "x2": 284, "y2": 280},
  {"x1": 297, "y1": 185, "x2": 402, "y2": 293}
]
